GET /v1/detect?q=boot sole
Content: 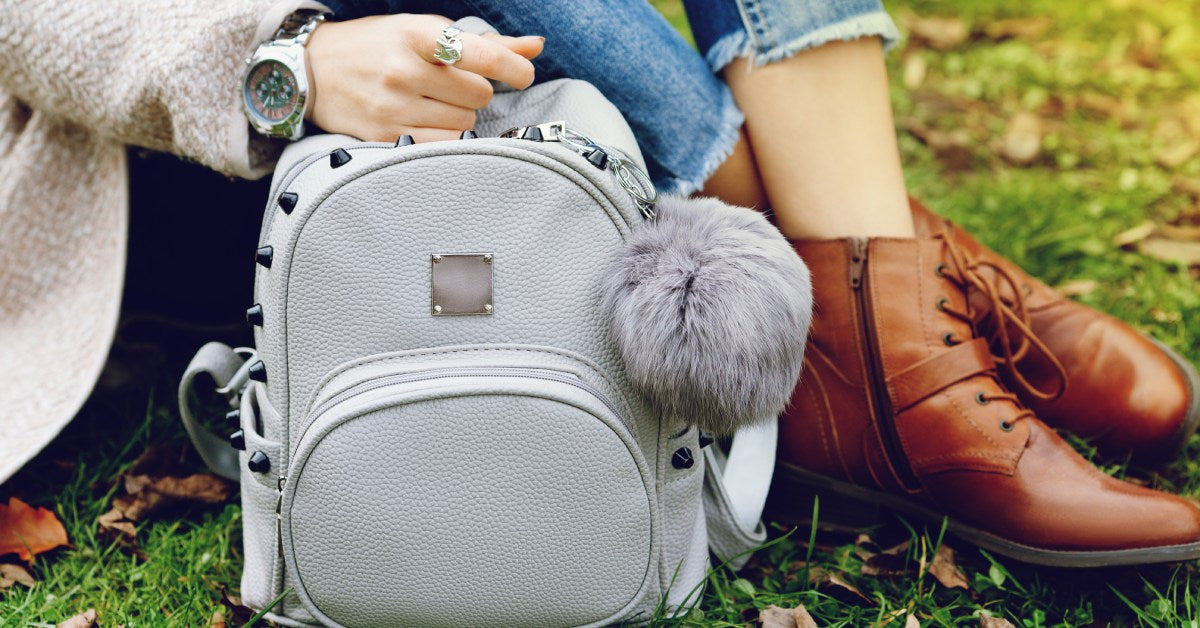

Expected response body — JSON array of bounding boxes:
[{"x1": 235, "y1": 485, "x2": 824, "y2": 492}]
[
  {"x1": 1145, "y1": 335, "x2": 1200, "y2": 459},
  {"x1": 770, "y1": 462, "x2": 1200, "y2": 568}
]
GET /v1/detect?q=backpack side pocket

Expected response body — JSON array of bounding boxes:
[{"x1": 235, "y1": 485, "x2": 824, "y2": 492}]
[{"x1": 237, "y1": 384, "x2": 285, "y2": 612}]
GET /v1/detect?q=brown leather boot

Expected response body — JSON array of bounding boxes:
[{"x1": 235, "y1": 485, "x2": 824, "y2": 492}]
[
  {"x1": 776, "y1": 236, "x2": 1200, "y2": 566},
  {"x1": 910, "y1": 199, "x2": 1200, "y2": 461}
]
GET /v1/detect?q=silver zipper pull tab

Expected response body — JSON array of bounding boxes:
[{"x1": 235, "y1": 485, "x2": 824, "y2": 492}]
[
  {"x1": 502, "y1": 122, "x2": 658, "y2": 220},
  {"x1": 276, "y1": 476, "x2": 287, "y2": 559},
  {"x1": 499, "y1": 121, "x2": 566, "y2": 141}
]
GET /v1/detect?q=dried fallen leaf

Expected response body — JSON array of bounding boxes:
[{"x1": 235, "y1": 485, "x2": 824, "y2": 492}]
[
  {"x1": 882, "y1": 540, "x2": 911, "y2": 556},
  {"x1": 906, "y1": 119, "x2": 974, "y2": 172},
  {"x1": 1056, "y1": 279, "x2": 1098, "y2": 298},
  {"x1": 209, "y1": 610, "x2": 226, "y2": 628},
  {"x1": 861, "y1": 539, "x2": 911, "y2": 578},
  {"x1": 0, "y1": 563, "x2": 35, "y2": 589},
  {"x1": 1150, "y1": 308, "x2": 1182, "y2": 324},
  {"x1": 873, "y1": 609, "x2": 908, "y2": 628},
  {"x1": 760, "y1": 603, "x2": 819, "y2": 628},
  {"x1": 1132, "y1": 20, "x2": 1162, "y2": 67},
  {"x1": 98, "y1": 473, "x2": 235, "y2": 537},
  {"x1": 1171, "y1": 175, "x2": 1200, "y2": 199},
  {"x1": 1161, "y1": 224, "x2": 1200, "y2": 240},
  {"x1": 906, "y1": 613, "x2": 921, "y2": 628},
  {"x1": 809, "y1": 567, "x2": 875, "y2": 605},
  {"x1": 218, "y1": 587, "x2": 256, "y2": 626},
  {"x1": 1177, "y1": 95, "x2": 1200, "y2": 139},
  {"x1": 1078, "y1": 92, "x2": 1126, "y2": 120},
  {"x1": 57, "y1": 609, "x2": 97, "y2": 628},
  {"x1": 1000, "y1": 112, "x2": 1043, "y2": 166},
  {"x1": 854, "y1": 533, "x2": 877, "y2": 560},
  {"x1": 907, "y1": 16, "x2": 969, "y2": 51},
  {"x1": 1113, "y1": 220, "x2": 1157, "y2": 248},
  {"x1": 96, "y1": 509, "x2": 136, "y2": 537},
  {"x1": 1155, "y1": 140, "x2": 1200, "y2": 169},
  {"x1": 793, "y1": 605, "x2": 818, "y2": 628},
  {"x1": 981, "y1": 16, "x2": 1053, "y2": 40},
  {"x1": 1137, "y1": 237, "x2": 1200, "y2": 267},
  {"x1": 759, "y1": 605, "x2": 796, "y2": 628},
  {"x1": 0, "y1": 498, "x2": 69, "y2": 562},
  {"x1": 903, "y1": 54, "x2": 927, "y2": 90},
  {"x1": 928, "y1": 545, "x2": 969, "y2": 590},
  {"x1": 979, "y1": 616, "x2": 1017, "y2": 628}
]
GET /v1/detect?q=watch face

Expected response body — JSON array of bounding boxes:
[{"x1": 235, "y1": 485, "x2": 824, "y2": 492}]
[{"x1": 245, "y1": 60, "x2": 299, "y2": 124}]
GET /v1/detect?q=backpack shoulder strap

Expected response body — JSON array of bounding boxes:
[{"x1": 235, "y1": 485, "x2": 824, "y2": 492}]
[
  {"x1": 703, "y1": 418, "x2": 777, "y2": 570},
  {"x1": 177, "y1": 342, "x2": 250, "y2": 482}
]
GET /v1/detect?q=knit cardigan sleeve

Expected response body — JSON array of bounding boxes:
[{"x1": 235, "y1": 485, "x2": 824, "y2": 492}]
[{"x1": 0, "y1": 0, "x2": 321, "y2": 178}]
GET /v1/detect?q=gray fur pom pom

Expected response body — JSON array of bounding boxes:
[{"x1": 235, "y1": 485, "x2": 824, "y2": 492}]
[{"x1": 602, "y1": 195, "x2": 813, "y2": 435}]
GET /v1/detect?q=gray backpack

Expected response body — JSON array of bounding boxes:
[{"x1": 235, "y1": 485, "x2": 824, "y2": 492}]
[{"x1": 179, "y1": 74, "x2": 810, "y2": 627}]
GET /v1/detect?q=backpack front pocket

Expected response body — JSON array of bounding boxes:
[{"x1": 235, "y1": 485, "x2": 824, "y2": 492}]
[{"x1": 280, "y1": 366, "x2": 656, "y2": 628}]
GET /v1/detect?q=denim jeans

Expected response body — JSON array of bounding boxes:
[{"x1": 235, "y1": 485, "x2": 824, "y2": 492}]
[{"x1": 317, "y1": 0, "x2": 898, "y2": 195}]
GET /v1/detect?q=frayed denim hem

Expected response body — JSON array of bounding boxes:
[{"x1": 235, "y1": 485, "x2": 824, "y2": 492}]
[
  {"x1": 749, "y1": 13, "x2": 901, "y2": 67},
  {"x1": 658, "y1": 88, "x2": 745, "y2": 197},
  {"x1": 705, "y1": 29, "x2": 752, "y2": 75}
]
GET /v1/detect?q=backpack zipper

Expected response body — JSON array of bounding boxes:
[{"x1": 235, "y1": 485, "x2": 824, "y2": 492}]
[
  {"x1": 277, "y1": 366, "x2": 628, "y2": 519},
  {"x1": 264, "y1": 135, "x2": 652, "y2": 242},
  {"x1": 500, "y1": 122, "x2": 658, "y2": 219},
  {"x1": 848, "y1": 239, "x2": 921, "y2": 491},
  {"x1": 305, "y1": 366, "x2": 625, "y2": 424}
]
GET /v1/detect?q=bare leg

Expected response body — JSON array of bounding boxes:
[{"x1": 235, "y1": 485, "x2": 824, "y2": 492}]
[
  {"x1": 701, "y1": 127, "x2": 768, "y2": 210},
  {"x1": 721, "y1": 38, "x2": 913, "y2": 239}
]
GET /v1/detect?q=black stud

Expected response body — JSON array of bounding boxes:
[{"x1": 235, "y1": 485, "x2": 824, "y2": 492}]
[
  {"x1": 255, "y1": 246, "x2": 273, "y2": 269},
  {"x1": 698, "y1": 432, "x2": 714, "y2": 449},
  {"x1": 277, "y1": 192, "x2": 298, "y2": 214},
  {"x1": 248, "y1": 451, "x2": 271, "y2": 473},
  {"x1": 672, "y1": 447, "x2": 694, "y2": 469},
  {"x1": 521, "y1": 126, "x2": 543, "y2": 142},
  {"x1": 225, "y1": 409, "x2": 241, "y2": 429},
  {"x1": 584, "y1": 148, "x2": 609, "y2": 170},
  {"x1": 329, "y1": 148, "x2": 352, "y2": 168},
  {"x1": 247, "y1": 360, "x2": 267, "y2": 383},
  {"x1": 460, "y1": 130, "x2": 478, "y2": 139},
  {"x1": 229, "y1": 429, "x2": 246, "y2": 451},
  {"x1": 245, "y1": 304, "x2": 264, "y2": 326},
  {"x1": 394, "y1": 134, "x2": 415, "y2": 147}
]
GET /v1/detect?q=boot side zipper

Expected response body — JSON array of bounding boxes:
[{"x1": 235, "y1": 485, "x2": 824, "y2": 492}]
[{"x1": 849, "y1": 239, "x2": 922, "y2": 491}]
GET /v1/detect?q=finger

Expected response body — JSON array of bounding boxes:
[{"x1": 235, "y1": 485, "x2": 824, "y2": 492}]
[
  {"x1": 403, "y1": 97, "x2": 477, "y2": 130},
  {"x1": 417, "y1": 66, "x2": 494, "y2": 111},
  {"x1": 417, "y1": 29, "x2": 536, "y2": 89},
  {"x1": 480, "y1": 32, "x2": 545, "y2": 60},
  {"x1": 404, "y1": 127, "x2": 467, "y2": 143}
]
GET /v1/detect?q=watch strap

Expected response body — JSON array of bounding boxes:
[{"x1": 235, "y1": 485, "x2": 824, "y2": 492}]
[{"x1": 273, "y1": 9, "x2": 327, "y2": 46}]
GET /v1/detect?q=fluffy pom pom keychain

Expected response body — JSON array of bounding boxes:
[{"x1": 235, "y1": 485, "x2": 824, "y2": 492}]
[{"x1": 602, "y1": 195, "x2": 813, "y2": 436}]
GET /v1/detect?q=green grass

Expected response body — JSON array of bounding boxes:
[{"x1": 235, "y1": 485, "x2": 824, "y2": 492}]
[
  {"x1": 1, "y1": 397, "x2": 244, "y2": 626},
  {"x1": 5, "y1": 0, "x2": 1200, "y2": 625}
]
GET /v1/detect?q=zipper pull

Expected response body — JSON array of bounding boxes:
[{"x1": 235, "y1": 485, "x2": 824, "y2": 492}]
[
  {"x1": 502, "y1": 122, "x2": 658, "y2": 220},
  {"x1": 848, "y1": 238, "x2": 868, "y2": 290},
  {"x1": 276, "y1": 476, "x2": 287, "y2": 559}
]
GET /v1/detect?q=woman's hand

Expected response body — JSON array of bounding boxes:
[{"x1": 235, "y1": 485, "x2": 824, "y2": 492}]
[{"x1": 304, "y1": 14, "x2": 544, "y2": 142}]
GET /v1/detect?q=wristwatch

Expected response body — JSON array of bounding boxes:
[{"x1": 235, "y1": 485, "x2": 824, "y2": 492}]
[{"x1": 242, "y1": 10, "x2": 328, "y2": 140}]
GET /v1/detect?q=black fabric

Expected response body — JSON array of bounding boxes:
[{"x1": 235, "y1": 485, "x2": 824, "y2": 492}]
[{"x1": 107, "y1": 149, "x2": 266, "y2": 391}]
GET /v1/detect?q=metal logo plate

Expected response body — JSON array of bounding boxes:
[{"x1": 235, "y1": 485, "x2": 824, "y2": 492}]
[{"x1": 430, "y1": 253, "x2": 494, "y2": 316}]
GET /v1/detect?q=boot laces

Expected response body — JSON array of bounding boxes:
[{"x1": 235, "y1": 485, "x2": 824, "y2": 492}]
[{"x1": 935, "y1": 233, "x2": 1069, "y2": 413}]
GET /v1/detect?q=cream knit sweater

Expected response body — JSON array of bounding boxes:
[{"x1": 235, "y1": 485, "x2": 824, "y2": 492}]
[{"x1": 0, "y1": 0, "x2": 315, "y2": 483}]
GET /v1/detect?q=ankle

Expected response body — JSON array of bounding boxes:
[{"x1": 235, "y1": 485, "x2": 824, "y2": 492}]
[
  {"x1": 773, "y1": 192, "x2": 916, "y2": 240},
  {"x1": 778, "y1": 212, "x2": 916, "y2": 240}
]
